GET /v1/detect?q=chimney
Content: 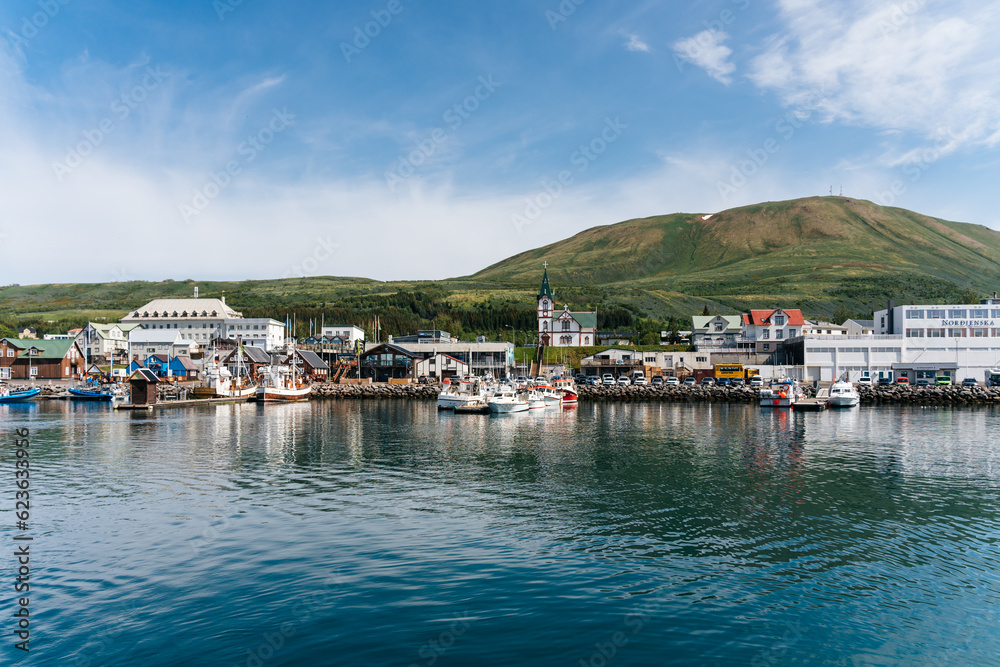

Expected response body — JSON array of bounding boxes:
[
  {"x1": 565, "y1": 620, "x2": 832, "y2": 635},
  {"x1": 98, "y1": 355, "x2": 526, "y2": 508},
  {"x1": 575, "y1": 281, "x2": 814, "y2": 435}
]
[{"x1": 194, "y1": 286, "x2": 199, "y2": 298}]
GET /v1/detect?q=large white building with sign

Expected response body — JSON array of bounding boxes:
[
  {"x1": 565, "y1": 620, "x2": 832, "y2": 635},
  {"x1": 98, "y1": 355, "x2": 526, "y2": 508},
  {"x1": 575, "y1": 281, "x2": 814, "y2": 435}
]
[{"x1": 787, "y1": 296, "x2": 1000, "y2": 383}]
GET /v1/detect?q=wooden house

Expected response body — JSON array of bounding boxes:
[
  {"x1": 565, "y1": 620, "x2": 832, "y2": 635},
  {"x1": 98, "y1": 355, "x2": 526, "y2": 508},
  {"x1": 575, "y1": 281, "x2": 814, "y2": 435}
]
[
  {"x1": 1, "y1": 338, "x2": 86, "y2": 379},
  {"x1": 129, "y1": 368, "x2": 159, "y2": 405}
]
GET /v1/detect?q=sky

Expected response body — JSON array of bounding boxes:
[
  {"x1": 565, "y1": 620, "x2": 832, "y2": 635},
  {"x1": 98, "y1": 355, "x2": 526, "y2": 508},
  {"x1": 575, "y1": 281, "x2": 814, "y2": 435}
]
[{"x1": 2, "y1": 0, "x2": 1000, "y2": 285}]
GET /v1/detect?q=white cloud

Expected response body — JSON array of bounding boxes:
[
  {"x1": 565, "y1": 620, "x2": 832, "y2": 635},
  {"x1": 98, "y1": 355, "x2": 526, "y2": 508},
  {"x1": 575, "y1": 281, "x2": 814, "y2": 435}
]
[
  {"x1": 749, "y1": 0, "x2": 1000, "y2": 151},
  {"x1": 623, "y1": 33, "x2": 650, "y2": 53},
  {"x1": 672, "y1": 30, "x2": 736, "y2": 85}
]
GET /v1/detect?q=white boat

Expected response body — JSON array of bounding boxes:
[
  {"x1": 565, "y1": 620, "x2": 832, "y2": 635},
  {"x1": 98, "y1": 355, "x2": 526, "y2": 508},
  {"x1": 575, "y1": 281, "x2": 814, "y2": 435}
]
[
  {"x1": 526, "y1": 389, "x2": 547, "y2": 410},
  {"x1": 487, "y1": 385, "x2": 529, "y2": 413},
  {"x1": 760, "y1": 380, "x2": 805, "y2": 408},
  {"x1": 437, "y1": 378, "x2": 490, "y2": 410},
  {"x1": 256, "y1": 363, "x2": 312, "y2": 402},
  {"x1": 535, "y1": 384, "x2": 563, "y2": 407},
  {"x1": 193, "y1": 344, "x2": 257, "y2": 399},
  {"x1": 827, "y1": 379, "x2": 860, "y2": 408}
]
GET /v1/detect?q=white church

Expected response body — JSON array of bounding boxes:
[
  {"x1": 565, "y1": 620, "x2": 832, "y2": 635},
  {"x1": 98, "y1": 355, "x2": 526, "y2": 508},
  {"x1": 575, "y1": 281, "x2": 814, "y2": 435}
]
[{"x1": 536, "y1": 265, "x2": 597, "y2": 347}]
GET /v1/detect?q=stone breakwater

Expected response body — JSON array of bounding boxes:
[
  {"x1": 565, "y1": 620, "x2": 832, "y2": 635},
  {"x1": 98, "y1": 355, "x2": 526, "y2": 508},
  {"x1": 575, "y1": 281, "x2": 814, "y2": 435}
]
[
  {"x1": 577, "y1": 385, "x2": 816, "y2": 402},
  {"x1": 311, "y1": 383, "x2": 443, "y2": 399},
  {"x1": 858, "y1": 385, "x2": 1000, "y2": 405}
]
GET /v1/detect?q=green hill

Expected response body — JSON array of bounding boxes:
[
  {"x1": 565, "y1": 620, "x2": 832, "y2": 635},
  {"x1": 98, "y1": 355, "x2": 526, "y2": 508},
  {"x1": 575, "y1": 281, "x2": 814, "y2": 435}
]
[{"x1": 2, "y1": 197, "x2": 999, "y2": 339}]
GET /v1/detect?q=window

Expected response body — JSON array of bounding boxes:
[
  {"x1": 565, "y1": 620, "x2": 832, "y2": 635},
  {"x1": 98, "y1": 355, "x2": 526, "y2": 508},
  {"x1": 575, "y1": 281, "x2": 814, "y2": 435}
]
[
  {"x1": 775, "y1": 316, "x2": 785, "y2": 325},
  {"x1": 789, "y1": 329, "x2": 796, "y2": 337},
  {"x1": 763, "y1": 344, "x2": 770, "y2": 351},
  {"x1": 948, "y1": 328, "x2": 966, "y2": 337},
  {"x1": 993, "y1": 310, "x2": 1000, "y2": 319},
  {"x1": 906, "y1": 310, "x2": 924, "y2": 319},
  {"x1": 928, "y1": 328, "x2": 945, "y2": 337},
  {"x1": 776, "y1": 330, "x2": 784, "y2": 339},
  {"x1": 562, "y1": 320, "x2": 570, "y2": 331},
  {"x1": 584, "y1": 336, "x2": 590, "y2": 345},
  {"x1": 543, "y1": 322, "x2": 548, "y2": 331},
  {"x1": 927, "y1": 310, "x2": 945, "y2": 318},
  {"x1": 65, "y1": 367, "x2": 70, "y2": 376},
  {"x1": 948, "y1": 309, "x2": 967, "y2": 319},
  {"x1": 970, "y1": 309, "x2": 988, "y2": 318},
  {"x1": 906, "y1": 329, "x2": 924, "y2": 337},
  {"x1": 645, "y1": 356, "x2": 655, "y2": 363},
  {"x1": 762, "y1": 330, "x2": 770, "y2": 339},
  {"x1": 5, "y1": 349, "x2": 12, "y2": 357},
  {"x1": 696, "y1": 356, "x2": 707, "y2": 362},
  {"x1": 0, "y1": 368, "x2": 8, "y2": 379},
  {"x1": 714, "y1": 323, "x2": 724, "y2": 331},
  {"x1": 972, "y1": 328, "x2": 987, "y2": 337},
  {"x1": 30, "y1": 367, "x2": 38, "y2": 376}
]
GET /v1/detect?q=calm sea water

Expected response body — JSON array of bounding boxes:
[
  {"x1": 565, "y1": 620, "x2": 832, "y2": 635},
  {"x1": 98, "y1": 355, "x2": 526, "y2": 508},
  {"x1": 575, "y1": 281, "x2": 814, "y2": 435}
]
[{"x1": 3, "y1": 399, "x2": 1000, "y2": 666}]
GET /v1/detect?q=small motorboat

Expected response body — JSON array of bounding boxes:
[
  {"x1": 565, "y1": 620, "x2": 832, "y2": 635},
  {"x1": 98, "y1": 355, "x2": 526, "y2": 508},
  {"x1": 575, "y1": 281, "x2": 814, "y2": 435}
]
[
  {"x1": 454, "y1": 399, "x2": 491, "y2": 414},
  {"x1": 69, "y1": 387, "x2": 115, "y2": 401},
  {"x1": 827, "y1": 379, "x2": 860, "y2": 408},
  {"x1": 0, "y1": 387, "x2": 41, "y2": 403}
]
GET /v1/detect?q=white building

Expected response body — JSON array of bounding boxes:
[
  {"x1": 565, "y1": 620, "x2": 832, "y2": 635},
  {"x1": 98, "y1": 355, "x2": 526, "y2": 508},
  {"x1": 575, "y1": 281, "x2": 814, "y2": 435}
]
[
  {"x1": 789, "y1": 297, "x2": 1000, "y2": 382},
  {"x1": 741, "y1": 309, "x2": 809, "y2": 354},
  {"x1": 690, "y1": 315, "x2": 743, "y2": 349},
  {"x1": 128, "y1": 329, "x2": 199, "y2": 361},
  {"x1": 536, "y1": 267, "x2": 597, "y2": 347},
  {"x1": 76, "y1": 322, "x2": 143, "y2": 362},
  {"x1": 320, "y1": 325, "x2": 365, "y2": 345},
  {"x1": 122, "y1": 294, "x2": 283, "y2": 351}
]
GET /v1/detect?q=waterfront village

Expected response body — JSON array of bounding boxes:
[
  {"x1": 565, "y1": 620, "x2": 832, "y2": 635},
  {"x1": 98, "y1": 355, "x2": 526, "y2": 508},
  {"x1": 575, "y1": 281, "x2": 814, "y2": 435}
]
[{"x1": 2, "y1": 270, "x2": 1000, "y2": 396}]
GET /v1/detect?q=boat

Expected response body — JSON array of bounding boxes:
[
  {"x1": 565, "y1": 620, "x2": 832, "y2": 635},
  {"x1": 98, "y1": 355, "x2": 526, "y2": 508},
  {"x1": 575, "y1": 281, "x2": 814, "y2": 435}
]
[
  {"x1": 255, "y1": 358, "x2": 312, "y2": 403},
  {"x1": 453, "y1": 399, "x2": 491, "y2": 414},
  {"x1": 194, "y1": 350, "x2": 257, "y2": 399},
  {"x1": 0, "y1": 387, "x2": 41, "y2": 403},
  {"x1": 759, "y1": 379, "x2": 805, "y2": 408},
  {"x1": 526, "y1": 389, "x2": 547, "y2": 410},
  {"x1": 535, "y1": 384, "x2": 564, "y2": 407},
  {"x1": 827, "y1": 378, "x2": 860, "y2": 408},
  {"x1": 437, "y1": 377, "x2": 491, "y2": 410},
  {"x1": 553, "y1": 379, "x2": 578, "y2": 405},
  {"x1": 68, "y1": 387, "x2": 114, "y2": 401},
  {"x1": 487, "y1": 385, "x2": 529, "y2": 413}
]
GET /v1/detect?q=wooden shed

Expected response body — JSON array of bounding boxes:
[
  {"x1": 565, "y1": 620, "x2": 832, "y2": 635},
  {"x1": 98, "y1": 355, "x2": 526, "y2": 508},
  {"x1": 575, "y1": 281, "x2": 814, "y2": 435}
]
[{"x1": 129, "y1": 368, "x2": 160, "y2": 405}]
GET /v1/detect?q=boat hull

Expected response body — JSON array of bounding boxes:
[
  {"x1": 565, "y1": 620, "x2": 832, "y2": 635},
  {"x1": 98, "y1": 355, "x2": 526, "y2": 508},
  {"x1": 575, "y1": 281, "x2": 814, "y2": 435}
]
[
  {"x1": 0, "y1": 388, "x2": 41, "y2": 403},
  {"x1": 68, "y1": 388, "x2": 113, "y2": 401},
  {"x1": 828, "y1": 396, "x2": 860, "y2": 408},
  {"x1": 437, "y1": 394, "x2": 486, "y2": 410},
  {"x1": 488, "y1": 400, "x2": 529, "y2": 413},
  {"x1": 256, "y1": 387, "x2": 312, "y2": 402}
]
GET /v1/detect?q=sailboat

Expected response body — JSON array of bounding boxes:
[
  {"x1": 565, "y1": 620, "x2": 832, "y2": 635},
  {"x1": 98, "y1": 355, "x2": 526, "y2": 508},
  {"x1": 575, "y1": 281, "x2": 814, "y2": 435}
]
[
  {"x1": 256, "y1": 346, "x2": 312, "y2": 402},
  {"x1": 193, "y1": 339, "x2": 257, "y2": 399}
]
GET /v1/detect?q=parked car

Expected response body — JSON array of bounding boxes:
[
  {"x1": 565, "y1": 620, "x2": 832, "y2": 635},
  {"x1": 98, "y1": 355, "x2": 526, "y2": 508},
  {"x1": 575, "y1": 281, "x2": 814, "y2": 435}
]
[
  {"x1": 602, "y1": 374, "x2": 615, "y2": 385},
  {"x1": 877, "y1": 377, "x2": 893, "y2": 386},
  {"x1": 749, "y1": 376, "x2": 763, "y2": 387},
  {"x1": 665, "y1": 377, "x2": 680, "y2": 386},
  {"x1": 935, "y1": 376, "x2": 952, "y2": 386},
  {"x1": 587, "y1": 376, "x2": 600, "y2": 385},
  {"x1": 701, "y1": 377, "x2": 715, "y2": 386},
  {"x1": 857, "y1": 376, "x2": 873, "y2": 386},
  {"x1": 683, "y1": 377, "x2": 696, "y2": 386},
  {"x1": 633, "y1": 376, "x2": 648, "y2": 386},
  {"x1": 715, "y1": 377, "x2": 730, "y2": 386},
  {"x1": 651, "y1": 376, "x2": 664, "y2": 387},
  {"x1": 730, "y1": 378, "x2": 745, "y2": 387},
  {"x1": 915, "y1": 379, "x2": 930, "y2": 386},
  {"x1": 617, "y1": 376, "x2": 631, "y2": 386},
  {"x1": 574, "y1": 374, "x2": 588, "y2": 383},
  {"x1": 961, "y1": 378, "x2": 978, "y2": 387},
  {"x1": 894, "y1": 377, "x2": 910, "y2": 385}
]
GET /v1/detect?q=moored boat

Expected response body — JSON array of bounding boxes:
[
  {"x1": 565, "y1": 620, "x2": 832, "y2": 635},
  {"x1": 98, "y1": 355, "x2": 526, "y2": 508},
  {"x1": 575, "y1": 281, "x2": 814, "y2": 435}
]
[
  {"x1": 760, "y1": 379, "x2": 805, "y2": 408},
  {"x1": 454, "y1": 399, "x2": 491, "y2": 414},
  {"x1": 553, "y1": 379, "x2": 578, "y2": 405},
  {"x1": 437, "y1": 377, "x2": 490, "y2": 410},
  {"x1": 255, "y1": 363, "x2": 312, "y2": 402},
  {"x1": 827, "y1": 379, "x2": 860, "y2": 408},
  {"x1": 0, "y1": 387, "x2": 41, "y2": 403},
  {"x1": 487, "y1": 385, "x2": 529, "y2": 413},
  {"x1": 68, "y1": 387, "x2": 114, "y2": 401}
]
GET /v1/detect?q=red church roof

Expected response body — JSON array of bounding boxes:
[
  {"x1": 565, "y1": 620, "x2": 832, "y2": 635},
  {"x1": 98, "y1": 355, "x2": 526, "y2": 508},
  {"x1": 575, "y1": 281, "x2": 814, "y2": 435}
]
[{"x1": 743, "y1": 309, "x2": 805, "y2": 326}]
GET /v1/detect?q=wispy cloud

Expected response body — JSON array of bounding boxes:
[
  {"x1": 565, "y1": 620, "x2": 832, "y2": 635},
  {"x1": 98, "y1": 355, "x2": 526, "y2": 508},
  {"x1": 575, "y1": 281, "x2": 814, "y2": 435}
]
[
  {"x1": 623, "y1": 32, "x2": 650, "y2": 53},
  {"x1": 672, "y1": 30, "x2": 736, "y2": 84},
  {"x1": 749, "y1": 0, "x2": 1000, "y2": 152}
]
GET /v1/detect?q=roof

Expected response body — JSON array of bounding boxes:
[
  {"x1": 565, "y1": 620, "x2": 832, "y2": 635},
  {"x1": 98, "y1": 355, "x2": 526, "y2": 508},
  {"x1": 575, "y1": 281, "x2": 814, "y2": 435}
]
[
  {"x1": 537, "y1": 268, "x2": 554, "y2": 301},
  {"x1": 847, "y1": 319, "x2": 875, "y2": 328},
  {"x1": 128, "y1": 330, "x2": 187, "y2": 344},
  {"x1": 570, "y1": 312, "x2": 597, "y2": 329},
  {"x1": 225, "y1": 345, "x2": 271, "y2": 364},
  {"x1": 176, "y1": 357, "x2": 199, "y2": 371},
  {"x1": 123, "y1": 298, "x2": 241, "y2": 321},
  {"x1": 360, "y1": 342, "x2": 421, "y2": 359},
  {"x1": 87, "y1": 322, "x2": 143, "y2": 337},
  {"x1": 129, "y1": 368, "x2": 160, "y2": 383},
  {"x1": 294, "y1": 349, "x2": 329, "y2": 370},
  {"x1": 1, "y1": 338, "x2": 77, "y2": 359},
  {"x1": 743, "y1": 309, "x2": 806, "y2": 326},
  {"x1": 691, "y1": 315, "x2": 743, "y2": 331}
]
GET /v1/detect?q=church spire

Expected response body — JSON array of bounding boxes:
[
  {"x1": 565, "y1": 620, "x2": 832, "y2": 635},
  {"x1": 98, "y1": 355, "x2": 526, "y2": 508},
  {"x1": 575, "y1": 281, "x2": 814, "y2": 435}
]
[{"x1": 537, "y1": 262, "x2": 554, "y2": 301}]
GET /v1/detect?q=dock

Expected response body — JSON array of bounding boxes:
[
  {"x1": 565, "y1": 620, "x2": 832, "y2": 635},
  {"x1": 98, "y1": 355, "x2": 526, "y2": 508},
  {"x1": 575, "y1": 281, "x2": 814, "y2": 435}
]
[
  {"x1": 793, "y1": 387, "x2": 828, "y2": 411},
  {"x1": 114, "y1": 396, "x2": 255, "y2": 411}
]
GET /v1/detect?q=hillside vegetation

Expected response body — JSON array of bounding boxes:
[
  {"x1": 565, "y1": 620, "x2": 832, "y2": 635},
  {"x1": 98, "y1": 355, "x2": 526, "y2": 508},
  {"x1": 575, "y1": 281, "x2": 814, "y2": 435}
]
[{"x1": 2, "y1": 197, "x2": 998, "y2": 340}]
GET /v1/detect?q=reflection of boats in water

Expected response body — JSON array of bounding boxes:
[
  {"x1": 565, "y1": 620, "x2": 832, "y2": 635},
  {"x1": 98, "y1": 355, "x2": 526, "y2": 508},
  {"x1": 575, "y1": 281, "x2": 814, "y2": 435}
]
[
  {"x1": 828, "y1": 379, "x2": 860, "y2": 408},
  {"x1": 527, "y1": 389, "x2": 547, "y2": 410},
  {"x1": 760, "y1": 379, "x2": 805, "y2": 407}
]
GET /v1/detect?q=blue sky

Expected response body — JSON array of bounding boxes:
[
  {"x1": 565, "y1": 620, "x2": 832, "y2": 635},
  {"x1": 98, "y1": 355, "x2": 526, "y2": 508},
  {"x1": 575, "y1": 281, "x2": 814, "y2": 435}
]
[{"x1": 2, "y1": 0, "x2": 1000, "y2": 284}]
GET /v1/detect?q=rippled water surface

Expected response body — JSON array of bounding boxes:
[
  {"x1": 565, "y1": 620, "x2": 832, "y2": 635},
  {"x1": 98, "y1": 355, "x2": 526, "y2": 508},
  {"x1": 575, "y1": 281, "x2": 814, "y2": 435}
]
[{"x1": 3, "y1": 400, "x2": 1000, "y2": 665}]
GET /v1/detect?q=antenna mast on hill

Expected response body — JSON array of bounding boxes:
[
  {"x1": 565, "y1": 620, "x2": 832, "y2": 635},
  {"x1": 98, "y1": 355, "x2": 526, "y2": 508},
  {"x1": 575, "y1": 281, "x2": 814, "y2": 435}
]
[
  {"x1": 829, "y1": 185, "x2": 833, "y2": 196},
  {"x1": 839, "y1": 185, "x2": 843, "y2": 196}
]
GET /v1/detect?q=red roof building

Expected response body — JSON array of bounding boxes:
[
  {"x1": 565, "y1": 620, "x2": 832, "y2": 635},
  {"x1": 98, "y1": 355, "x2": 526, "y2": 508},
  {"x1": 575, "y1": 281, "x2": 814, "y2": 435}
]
[{"x1": 741, "y1": 309, "x2": 808, "y2": 354}]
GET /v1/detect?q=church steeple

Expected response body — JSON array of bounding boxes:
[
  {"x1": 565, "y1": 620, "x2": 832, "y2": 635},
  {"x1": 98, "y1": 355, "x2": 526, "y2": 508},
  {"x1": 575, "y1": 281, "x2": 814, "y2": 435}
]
[{"x1": 537, "y1": 262, "x2": 554, "y2": 301}]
